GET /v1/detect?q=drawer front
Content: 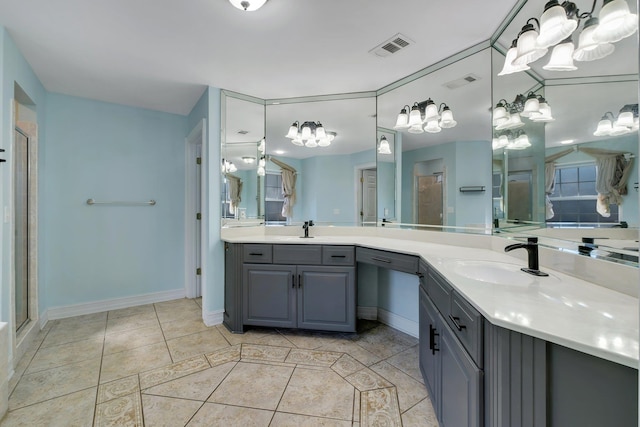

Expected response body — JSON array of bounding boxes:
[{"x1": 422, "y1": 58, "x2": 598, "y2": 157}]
[
  {"x1": 448, "y1": 291, "x2": 483, "y2": 367},
  {"x1": 242, "y1": 244, "x2": 273, "y2": 263},
  {"x1": 322, "y1": 246, "x2": 355, "y2": 266},
  {"x1": 426, "y1": 270, "x2": 453, "y2": 317},
  {"x1": 273, "y1": 244, "x2": 322, "y2": 265},
  {"x1": 356, "y1": 247, "x2": 419, "y2": 274}
]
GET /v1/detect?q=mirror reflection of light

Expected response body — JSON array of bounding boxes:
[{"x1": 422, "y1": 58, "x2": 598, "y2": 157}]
[
  {"x1": 601, "y1": 311, "x2": 614, "y2": 319},
  {"x1": 494, "y1": 311, "x2": 530, "y2": 326},
  {"x1": 613, "y1": 337, "x2": 624, "y2": 349},
  {"x1": 597, "y1": 336, "x2": 608, "y2": 348},
  {"x1": 274, "y1": 150, "x2": 285, "y2": 154},
  {"x1": 577, "y1": 302, "x2": 589, "y2": 308}
]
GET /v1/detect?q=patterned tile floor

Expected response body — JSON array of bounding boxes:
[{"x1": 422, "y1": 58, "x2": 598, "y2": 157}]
[{"x1": 1, "y1": 298, "x2": 439, "y2": 426}]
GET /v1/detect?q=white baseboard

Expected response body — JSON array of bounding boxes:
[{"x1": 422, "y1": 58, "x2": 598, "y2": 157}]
[
  {"x1": 39, "y1": 310, "x2": 49, "y2": 330},
  {"x1": 357, "y1": 306, "x2": 378, "y2": 320},
  {"x1": 377, "y1": 308, "x2": 419, "y2": 338},
  {"x1": 203, "y1": 309, "x2": 224, "y2": 327},
  {"x1": 46, "y1": 289, "x2": 186, "y2": 320}
]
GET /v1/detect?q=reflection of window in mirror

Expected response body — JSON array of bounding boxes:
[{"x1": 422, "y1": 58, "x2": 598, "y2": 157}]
[
  {"x1": 548, "y1": 163, "x2": 619, "y2": 224},
  {"x1": 264, "y1": 172, "x2": 286, "y2": 224}
]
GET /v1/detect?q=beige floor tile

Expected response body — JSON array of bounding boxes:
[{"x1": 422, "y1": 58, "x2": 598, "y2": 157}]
[
  {"x1": 100, "y1": 342, "x2": 172, "y2": 383},
  {"x1": 141, "y1": 394, "x2": 203, "y2": 426},
  {"x1": 160, "y1": 317, "x2": 210, "y2": 340},
  {"x1": 26, "y1": 338, "x2": 103, "y2": 374},
  {"x1": 215, "y1": 324, "x2": 274, "y2": 346},
  {"x1": 94, "y1": 392, "x2": 143, "y2": 427},
  {"x1": 345, "y1": 367, "x2": 394, "y2": 392},
  {"x1": 240, "y1": 344, "x2": 291, "y2": 362},
  {"x1": 360, "y1": 387, "x2": 402, "y2": 426},
  {"x1": 253, "y1": 333, "x2": 297, "y2": 348},
  {"x1": 386, "y1": 345, "x2": 424, "y2": 384},
  {"x1": 106, "y1": 312, "x2": 159, "y2": 335},
  {"x1": 9, "y1": 358, "x2": 101, "y2": 410},
  {"x1": 0, "y1": 387, "x2": 96, "y2": 427},
  {"x1": 187, "y1": 402, "x2": 273, "y2": 427},
  {"x1": 352, "y1": 325, "x2": 417, "y2": 359},
  {"x1": 41, "y1": 320, "x2": 106, "y2": 348},
  {"x1": 353, "y1": 389, "x2": 360, "y2": 422},
  {"x1": 314, "y1": 339, "x2": 381, "y2": 366},
  {"x1": 194, "y1": 297, "x2": 202, "y2": 307},
  {"x1": 205, "y1": 345, "x2": 241, "y2": 367},
  {"x1": 97, "y1": 375, "x2": 140, "y2": 404},
  {"x1": 108, "y1": 304, "x2": 156, "y2": 320},
  {"x1": 401, "y1": 398, "x2": 439, "y2": 427},
  {"x1": 276, "y1": 329, "x2": 339, "y2": 349},
  {"x1": 155, "y1": 305, "x2": 201, "y2": 324},
  {"x1": 103, "y1": 324, "x2": 165, "y2": 355},
  {"x1": 285, "y1": 348, "x2": 342, "y2": 366},
  {"x1": 278, "y1": 367, "x2": 354, "y2": 420},
  {"x1": 270, "y1": 412, "x2": 352, "y2": 426},
  {"x1": 332, "y1": 354, "x2": 366, "y2": 378},
  {"x1": 139, "y1": 355, "x2": 210, "y2": 389},
  {"x1": 55, "y1": 312, "x2": 107, "y2": 327},
  {"x1": 8, "y1": 348, "x2": 37, "y2": 394},
  {"x1": 370, "y1": 361, "x2": 428, "y2": 412},
  {"x1": 143, "y1": 362, "x2": 235, "y2": 401},
  {"x1": 209, "y1": 362, "x2": 293, "y2": 410},
  {"x1": 165, "y1": 328, "x2": 229, "y2": 361}
]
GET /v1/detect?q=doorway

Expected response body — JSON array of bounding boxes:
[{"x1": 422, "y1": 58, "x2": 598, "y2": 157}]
[
  {"x1": 14, "y1": 128, "x2": 29, "y2": 333},
  {"x1": 360, "y1": 168, "x2": 377, "y2": 225},
  {"x1": 416, "y1": 175, "x2": 443, "y2": 226}
]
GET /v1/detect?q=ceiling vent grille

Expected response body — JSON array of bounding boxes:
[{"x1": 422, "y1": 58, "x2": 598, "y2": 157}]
[
  {"x1": 443, "y1": 74, "x2": 481, "y2": 90},
  {"x1": 369, "y1": 33, "x2": 414, "y2": 58},
  {"x1": 237, "y1": 130, "x2": 249, "y2": 135}
]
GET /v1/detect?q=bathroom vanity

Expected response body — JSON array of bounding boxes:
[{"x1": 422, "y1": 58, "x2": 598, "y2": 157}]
[{"x1": 222, "y1": 228, "x2": 638, "y2": 427}]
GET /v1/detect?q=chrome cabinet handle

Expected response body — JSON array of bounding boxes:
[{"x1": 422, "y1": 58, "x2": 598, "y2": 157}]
[
  {"x1": 449, "y1": 315, "x2": 467, "y2": 331},
  {"x1": 292, "y1": 274, "x2": 295, "y2": 288},
  {"x1": 298, "y1": 274, "x2": 302, "y2": 288}
]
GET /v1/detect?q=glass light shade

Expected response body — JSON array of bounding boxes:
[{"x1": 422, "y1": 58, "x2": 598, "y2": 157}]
[
  {"x1": 257, "y1": 166, "x2": 265, "y2": 176},
  {"x1": 498, "y1": 46, "x2": 531, "y2": 76},
  {"x1": 285, "y1": 124, "x2": 298, "y2": 139},
  {"x1": 616, "y1": 111, "x2": 635, "y2": 127},
  {"x1": 408, "y1": 106, "x2": 423, "y2": 126},
  {"x1": 513, "y1": 28, "x2": 549, "y2": 66},
  {"x1": 633, "y1": 117, "x2": 639, "y2": 131},
  {"x1": 424, "y1": 120, "x2": 442, "y2": 133},
  {"x1": 258, "y1": 138, "x2": 265, "y2": 153},
  {"x1": 228, "y1": 162, "x2": 237, "y2": 172},
  {"x1": 543, "y1": 40, "x2": 577, "y2": 71},
  {"x1": 610, "y1": 125, "x2": 632, "y2": 135},
  {"x1": 492, "y1": 138, "x2": 500, "y2": 150},
  {"x1": 327, "y1": 132, "x2": 336, "y2": 142},
  {"x1": 530, "y1": 103, "x2": 555, "y2": 122},
  {"x1": 408, "y1": 124, "x2": 424, "y2": 134},
  {"x1": 492, "y1": 105, "x2": 508, "y2": 125},
  {"x1": 394, "y1": 112, "x2": 410, "y2": 129},
  {"x1": 537, "y1": 3, "x2": 578, "y2": 48},
  {"x1": 315, "y1": 124, "x2": 326, "y2": 139},
  {"x1": 301, "y1": 125, "x2": 312, "y2": 140},
  {"x1": 593, "y1": 118, "x2": 613, "y2": 136},
  {"x1": 291, "y1": 135, "x2": 304, "y2": 146},
  {"x1": 593, "y1": 0, "x2": 639, "y2": 43},
  {"x1": 259, "y1": 158, "x2": 266, "y2": 167},
  {"x1": 378, "y1": 137, "x2": 392, "y2": 155},
  {"x1": 229, "y1": 0, "x2": 268, "y2": 11},
  {"x1": 506, "y1": 134, "x2": 531, "y2": 150},
  {"x1": 424, "y1": 102, "x2": 440, "y2": 122},
  {"x1": 242, "y1": 156, "x2": 255, "y2": 164},
  {"x1": 440, "y1": 108, "x2": 457, "y2": 128},
  {"x1": 305, "y1": 139, "x2": 318, "y2": 148},
  {"x1": 497, "y1": 112, "x2": 525, "y2": 130},
  {"x1": 573, "y1": 18, "x2": 615, "y2": 61},
  {"x1": 317, "y1": 138, "x2": 331, "y2": 147},
  {"x1": 498, "y1": 135, "x2": 510, "y2": 148},
  {"x1": 521, "y1": 96, "x2": 540, "y2": 117}
]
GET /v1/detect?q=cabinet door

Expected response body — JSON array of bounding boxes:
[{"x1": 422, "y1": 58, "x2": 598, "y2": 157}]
[
  {"x1": 439, "y1": 322, "x2": 482, "y2": 427},
  {"x1": 297, "y1": 266, "x2": 355, "y2": 332},
  {"x1": 243, "y1": 264, "x2": 296, "y2": 328},
  {"x1": 419, "y1": 287, "x2": 440, "y2": 412}
]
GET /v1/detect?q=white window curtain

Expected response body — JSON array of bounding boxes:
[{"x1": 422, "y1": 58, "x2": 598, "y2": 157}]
[
  {"x1": 580, "y1": 147, "x2": 634, "y2": 217},
  {"x1": 226, "y1": 174, "x2": 243, "y2": 215},
  {"x1": 268, "y1": 157, "x2": 297, "y2": 218},
  {"x1": 544, "y1": 148, "x2": 574, "y2": 220}
]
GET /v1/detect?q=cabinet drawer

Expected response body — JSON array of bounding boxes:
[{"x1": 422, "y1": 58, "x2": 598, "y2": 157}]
[
  {"x1": 322, "y1": 246, "x2": 355, "y2": 265},
  {"x1": 427, "y1": 270, "x2": 453, "y2": 317},
  {"x1": 448, "y1": 291, "x2": 483, "y2": 367},
  {"x1": 273, "y1": 244, "x2": 322, "y2": 265},
  {"x1": 356, "y1": 247, "x2": 418, "y2": 274},
  {"x1": 418, "y1": 260, "x2": 429, "y2": 292},
  {"x1": 243, "y1": 244, "x2": 272, "y2": 263}
]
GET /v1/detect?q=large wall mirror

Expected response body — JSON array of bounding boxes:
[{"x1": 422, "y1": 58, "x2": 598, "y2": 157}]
[
  {"x1": 377, "y1": 47, "x2": 494, "y2": 232},
  {"x1": 492, "y1": 0, "x2": 639, "y2": 265}
]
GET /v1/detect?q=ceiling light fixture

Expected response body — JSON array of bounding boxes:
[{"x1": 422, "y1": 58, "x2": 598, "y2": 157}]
[
  {"x1": 378, "y1": 136, "x2": 392, "y2": 154},
  {"x1": 285, "y1": 121, "x2": 337, "y2": 148},
  {"x1": 492, "y1": 130, "x2": 532, "y2": 150},
  {"x1": 228, "y1": 0, "x2": 267, "y2": 11},
  {"x1": 593, "y1": 104, "x2": 639, "y2": 136},
  {"x1": 393, "y1": 99, "x2": 457, "y2": 134},
  {"x1": 242, "y1": 156, "x2": 256, "y2": 164}
]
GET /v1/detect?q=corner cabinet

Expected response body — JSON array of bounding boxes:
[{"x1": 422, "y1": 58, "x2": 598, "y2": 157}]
[{"x1": 224, "y1": 243, "x2": 356, "y2": 333}]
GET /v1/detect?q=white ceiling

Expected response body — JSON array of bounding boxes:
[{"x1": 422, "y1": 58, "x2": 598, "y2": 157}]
[{"x1": 0, "y1": 0, "x2": 519, "y2": 115}]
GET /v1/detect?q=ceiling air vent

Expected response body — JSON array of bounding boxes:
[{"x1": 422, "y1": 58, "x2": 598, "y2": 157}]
[
  {"x1": 443, "y1": 74, "x2": 481, "y2": 90},
  {"x1": 369, "y1": 33, "x2": 414, "y2": 58},
  {"x1": 237, "y1": 130, "x2": 249, "y2": 135}
]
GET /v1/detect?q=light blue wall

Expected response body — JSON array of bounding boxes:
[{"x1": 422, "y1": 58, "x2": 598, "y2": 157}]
[
  {"x1": 377, "y1": 161, "x2": 396, "y2": 220},
  {"x1": 1, "y1": 29, "x2": 47, "y2": 326},
  {"x1": 377, "y1": 269, "x2": 419, "y2": 323},
  {"x1": 42, "y1": 93, "x2": 187, "y2": 307}
]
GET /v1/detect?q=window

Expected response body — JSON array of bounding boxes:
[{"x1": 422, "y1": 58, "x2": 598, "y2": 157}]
[
  {"x1": 265, "y1": 172, "x2": 286, "y2": 223},
  {"x1": 548, "y1": 163, "x2": 619, "y2": 224}
]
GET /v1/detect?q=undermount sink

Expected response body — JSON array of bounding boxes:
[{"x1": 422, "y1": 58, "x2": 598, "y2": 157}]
[{"x1": 447, "y1": 260, "x2": 552, "y2": 286}]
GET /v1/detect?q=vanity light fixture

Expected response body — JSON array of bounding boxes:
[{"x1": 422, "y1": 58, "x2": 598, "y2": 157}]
[
  {"x1": 493, "y1": 93, "x2": 554, "y2": 130},
  {"x1": 378, "y1": 136, "x2": 392, "y2": 154},
  {"x1": 228, "y1": 0, "x2": 267, "y2": 11},
  {"x1": 499, "y1": 0, "x2": 637, "y2": 75},
  {"x1": 492, "y1": 130, "x2": 532, "y2": 150},
  {"x1": 222, "y1": 159, "x2": 237, "y2": 173},
  {"x1": 285, "y1": 121, "x2": 336, "y2": 148},
  {"x1": 593, "y1": 104, "x2": 639, "y2": 136},
  {"x1": 242, "y1": 156, "x2": 256, "y2": 164},
  {"x1": 257, "y1": 156, "x2": 266, "y2": 176},
  {"x1": 393, "y1": 99, "x2": 457, "y2": 134}
]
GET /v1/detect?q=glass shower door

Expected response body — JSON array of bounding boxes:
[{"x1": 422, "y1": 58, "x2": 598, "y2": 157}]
[{"x1": 14, "y1": 128, "x2": 29, "y2": 332}]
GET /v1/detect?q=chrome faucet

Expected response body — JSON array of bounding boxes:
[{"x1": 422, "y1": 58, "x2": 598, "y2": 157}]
[
  {"x1": 504, "y1": 237, "x2": 549, "y2": 277},
  {"x1": 302, "y1": 220, "x2": 314, "y2": 238}
]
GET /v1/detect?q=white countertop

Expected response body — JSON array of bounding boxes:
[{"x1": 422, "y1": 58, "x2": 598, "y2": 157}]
[{"x1": 222, "y1": 229, "x2": 639, "y2": 369}]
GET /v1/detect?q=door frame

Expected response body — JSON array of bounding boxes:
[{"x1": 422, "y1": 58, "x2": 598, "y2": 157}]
[
  {"x1": 354, "y1": 162, "x2": 376, "y2": 225},
  {"x1": 184, "y1": 119, "x2": 207, "y2": 298}
]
